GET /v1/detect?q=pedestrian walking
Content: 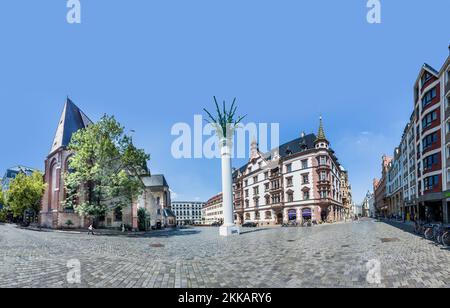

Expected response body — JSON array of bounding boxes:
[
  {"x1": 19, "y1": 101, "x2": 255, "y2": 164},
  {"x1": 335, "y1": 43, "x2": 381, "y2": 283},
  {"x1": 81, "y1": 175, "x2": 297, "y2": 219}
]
[{"x1": 88, "y1": 224, "x2": 95, "y2": 235}]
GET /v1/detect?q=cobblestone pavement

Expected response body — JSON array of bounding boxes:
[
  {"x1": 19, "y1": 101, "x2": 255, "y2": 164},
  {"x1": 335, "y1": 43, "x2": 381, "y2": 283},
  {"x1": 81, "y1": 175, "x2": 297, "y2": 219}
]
[{"x1": 0, "y1": 220, "x2": 449, "y2": 288}]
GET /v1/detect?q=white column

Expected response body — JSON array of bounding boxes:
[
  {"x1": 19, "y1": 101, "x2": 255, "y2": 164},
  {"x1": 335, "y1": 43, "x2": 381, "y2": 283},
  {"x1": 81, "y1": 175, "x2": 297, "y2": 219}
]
[{"x1": 219, "y1": 138, "x2": 240, "y2": 236}]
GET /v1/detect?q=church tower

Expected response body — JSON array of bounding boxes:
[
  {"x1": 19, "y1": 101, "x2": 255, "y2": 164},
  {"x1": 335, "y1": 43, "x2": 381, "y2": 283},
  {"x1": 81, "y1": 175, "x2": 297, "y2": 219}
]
[{"x1": 40, "y1": 98, "x2": 93, "y2": 229}]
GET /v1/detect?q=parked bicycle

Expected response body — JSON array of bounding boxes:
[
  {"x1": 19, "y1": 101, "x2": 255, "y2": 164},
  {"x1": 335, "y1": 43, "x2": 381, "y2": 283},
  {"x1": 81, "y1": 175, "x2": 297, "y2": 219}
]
[
  {"x1": 423, "y1": 223, "x2": 450, "y2": 248},
  {"x1": 414, "y1": 220, "x2": 426, "y2": 235}
]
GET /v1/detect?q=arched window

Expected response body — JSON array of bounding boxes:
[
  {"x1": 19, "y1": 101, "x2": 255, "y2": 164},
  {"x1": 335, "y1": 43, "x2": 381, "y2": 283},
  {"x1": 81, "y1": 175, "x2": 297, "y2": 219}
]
[{"x1": 49, "y1": 159, "x2": 59, "y2": 211}]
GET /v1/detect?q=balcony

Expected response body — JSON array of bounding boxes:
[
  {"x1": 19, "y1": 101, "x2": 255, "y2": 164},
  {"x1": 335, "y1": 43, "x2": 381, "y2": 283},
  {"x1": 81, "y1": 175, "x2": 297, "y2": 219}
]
[
  {"x1": 317, "y1": 164, "x2": 331, "y2": 171},
  {"x1": 318, "y1": 178, "x2": 330, "y2": 185},
  {"x1": 270, "y1": 172, "x2": 281, "y2": 179},
  {"x1": 270, "y1": 186, "x2": 282, "y2": 193}
]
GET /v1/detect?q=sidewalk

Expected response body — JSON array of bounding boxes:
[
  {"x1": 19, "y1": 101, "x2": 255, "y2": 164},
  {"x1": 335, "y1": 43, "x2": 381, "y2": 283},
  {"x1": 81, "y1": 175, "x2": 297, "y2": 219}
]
[{"x1": 378, "y1": 218, "x2": 416, "y2": 233}]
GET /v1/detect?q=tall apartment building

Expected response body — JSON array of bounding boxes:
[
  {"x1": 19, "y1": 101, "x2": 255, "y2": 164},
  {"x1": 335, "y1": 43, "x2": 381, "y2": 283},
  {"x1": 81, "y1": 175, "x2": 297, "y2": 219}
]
[
  {"x1": 401, "y1": 115, "x2": 418, "y2": 220},
  {"x1": 377, "y1": 47, "x2": 450, "y2": 223},
  {"x1": 232, "y1": 119, "x2": 347, "y2": 225},
  {"x1": 373, "y1": 155, "x2": 393, "y2": 217},
  {"x1": 387, "y1": 147, "x2": 403, "y2": 218},
  {"x1": 413, "y1": 50, "x2": 450, "y2": 223},
  {"x1": 442, "y1": 50, "x2": 450, "y2": 223},
  {"x1": 171, "y1": 201, "x2": 205, "y2": 226}
]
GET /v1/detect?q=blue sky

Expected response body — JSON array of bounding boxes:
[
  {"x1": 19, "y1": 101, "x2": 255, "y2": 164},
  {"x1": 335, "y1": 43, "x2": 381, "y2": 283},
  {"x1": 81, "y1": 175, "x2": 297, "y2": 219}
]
[{"x1": 0, "y1": 0, "x2": 449, "y2": 203}]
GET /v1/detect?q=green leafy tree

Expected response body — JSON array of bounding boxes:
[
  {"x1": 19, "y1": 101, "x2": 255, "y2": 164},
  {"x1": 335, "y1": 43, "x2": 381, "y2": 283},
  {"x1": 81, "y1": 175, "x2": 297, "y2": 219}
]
[
  {"x1": 6, "y1": 172, "x2": 46, "y2": 219},
  {"x1": 0, "y1": 189, "x2": 7, "y2": 222},
  {"x1": 137, "y1": 208, "x2": 148, "y2": 231},
  {"x1": 64, "y1": 115, "x2": 150, "y2": 220}
]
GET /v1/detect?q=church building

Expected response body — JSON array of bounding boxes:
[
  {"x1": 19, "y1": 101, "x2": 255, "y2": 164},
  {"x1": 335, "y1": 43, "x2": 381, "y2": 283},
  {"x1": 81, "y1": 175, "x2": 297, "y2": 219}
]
[{"x1": 39, "y1": 98, "x2": 175, "y2": 230}]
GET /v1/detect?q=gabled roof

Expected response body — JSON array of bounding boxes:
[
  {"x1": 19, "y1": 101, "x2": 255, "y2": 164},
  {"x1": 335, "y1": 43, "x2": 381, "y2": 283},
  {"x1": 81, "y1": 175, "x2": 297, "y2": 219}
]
[
  {"x1": 142, "y1": 174, "x2": 169, "y2": 188},
  {"x1": 414, "y1": 63, "x2": 439, "y2": 85},
  {"x1": 50, "y1": 98, "x2": 93, "y2": 155}
]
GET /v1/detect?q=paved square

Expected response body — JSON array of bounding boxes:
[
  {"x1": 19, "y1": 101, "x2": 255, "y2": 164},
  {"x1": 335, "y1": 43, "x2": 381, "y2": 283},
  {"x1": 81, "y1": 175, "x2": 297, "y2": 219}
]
[{"x1": 0, "y1": 220, "x2": 449, "y2": 288}]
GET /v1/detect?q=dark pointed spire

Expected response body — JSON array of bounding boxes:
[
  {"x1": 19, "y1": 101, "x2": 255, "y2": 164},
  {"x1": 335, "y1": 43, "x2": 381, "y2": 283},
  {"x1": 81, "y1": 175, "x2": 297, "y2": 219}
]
[
  {"x1": 50, "y1": 98, "x2": 93, "y2": 154},
  {"x1": 315, "y1": 116, "x2": 328, "y2": 142}
]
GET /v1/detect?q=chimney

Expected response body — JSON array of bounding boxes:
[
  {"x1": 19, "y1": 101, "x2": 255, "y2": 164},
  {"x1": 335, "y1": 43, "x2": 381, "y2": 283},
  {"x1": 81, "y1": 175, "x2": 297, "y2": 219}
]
[{"x1": 301, "y1": 131, "x2": 305, "y2": 138}]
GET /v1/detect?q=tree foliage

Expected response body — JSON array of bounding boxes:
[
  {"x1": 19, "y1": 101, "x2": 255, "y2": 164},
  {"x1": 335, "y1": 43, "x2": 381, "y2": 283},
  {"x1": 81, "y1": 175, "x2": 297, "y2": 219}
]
[
  {"x1": 64, "y1": 115, "x2": 150, "y2": 218},
  {"x1": 0, "y1": 189, "x2": 6, "y2": 222},
  {"x1": 137, "y1": 207, "x2": 148, "y2": 231},
  {"x1": 6, "y1": 172, "x2": 46, "y2": 218}
]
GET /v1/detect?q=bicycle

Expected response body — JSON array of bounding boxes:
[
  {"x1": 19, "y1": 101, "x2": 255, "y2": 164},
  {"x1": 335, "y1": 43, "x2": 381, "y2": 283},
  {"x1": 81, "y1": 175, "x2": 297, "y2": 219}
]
[
  {"x1": 423, "y1": 223, "x2": 450, "y2": 247},
  {"x1": 414, "y1": 221, "x2": 426, "y2": 235},
  {"x1": 442, "y1": 229, "x2": 450, "y2": 248}
]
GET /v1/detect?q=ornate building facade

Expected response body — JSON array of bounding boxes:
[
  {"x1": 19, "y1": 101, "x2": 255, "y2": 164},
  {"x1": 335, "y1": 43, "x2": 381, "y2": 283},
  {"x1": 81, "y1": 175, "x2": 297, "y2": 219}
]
[
  {"x1": 373, "y1": 155, "x2": 392, "y2": 217},
  {"x1": 340, "y1": 166, "x2": 353, "y2": 219},
  {"x1": 232, "y1": 119, "x2": 347, "y2": 225}
]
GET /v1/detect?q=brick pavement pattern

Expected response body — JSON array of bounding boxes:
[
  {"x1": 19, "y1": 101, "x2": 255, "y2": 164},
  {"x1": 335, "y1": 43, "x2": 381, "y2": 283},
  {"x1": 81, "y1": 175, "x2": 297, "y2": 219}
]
[{"x1": 0, "y1": 220, "x2": 449, "y2": 288}]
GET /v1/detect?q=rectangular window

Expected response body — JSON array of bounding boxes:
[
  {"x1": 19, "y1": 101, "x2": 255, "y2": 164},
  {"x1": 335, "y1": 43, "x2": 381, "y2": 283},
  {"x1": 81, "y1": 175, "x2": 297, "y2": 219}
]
[
  {"x1": 421, "y1": 87, "x2": 437, "y2": 108},
  {"x1": 286, "y1": 177, "x2": 293, "y2": 187},
  {"x1": 302, "y1": 174, "x2": 309, "y2": 184},
  {"x1": 301, "y1": 160, "x2": 308, "y2": 169},
  {"x1": 303, "y1": 191, "x2": 310, "y2": 200},
  {"x1": 286, "y1": 164, "x2": 292, "y2": 173},
  {"x1": 423, "y1": 153, "x2": 438, "y2": 170},
  {"x1": 319, "y1": 157, "x2": 327, "y2": 166},
  {"x1": 422, "y1": 110, "x2": 437, "y2": 129},
  {"x1": 287, "y1": 193, "x2": 294, "y2": 202},
  {"x1": 253, "y1": 186, "x2": 259, "y2": 195},
  {"x1": 422, "y1": 132, "x2": 438, "y2": 151},
  {"x1": 253, "y1": 176, "x2": 258, "y2": 184},
  {"x1": 423, "y1": 175, "x2": 439, "y2": 191}
]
